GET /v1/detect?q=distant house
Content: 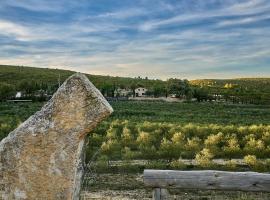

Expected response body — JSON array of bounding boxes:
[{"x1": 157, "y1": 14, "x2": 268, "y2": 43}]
[
  {"x1": 135, "y1": 87, "x2": 148, "y2": 97},
  {"x1": 34, "y1": 89, "x2": 46, "y2": 97},
  {"x1": 114, "y1": 88, "x2": 132, "y2": 97},
  {"x1": 15, "y1": 92, "x2": 22, "y2": 98},
  {"x1": 169, "y1": 94, "x2": 177, "y2": 98}
]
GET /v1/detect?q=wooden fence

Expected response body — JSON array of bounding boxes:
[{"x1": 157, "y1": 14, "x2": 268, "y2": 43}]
[{"x1": 144, "y1": 170, "x2": 270, "y2": 200}]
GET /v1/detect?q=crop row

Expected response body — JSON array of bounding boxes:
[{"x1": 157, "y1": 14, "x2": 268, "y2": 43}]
[{"x1": 87, "y1": 120, "x2": 270, "y2": 164}]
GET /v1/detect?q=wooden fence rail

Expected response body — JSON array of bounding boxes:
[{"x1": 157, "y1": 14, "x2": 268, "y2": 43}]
[{"x1": 144, "y1": 170, "x2": 270, "y2": 200}]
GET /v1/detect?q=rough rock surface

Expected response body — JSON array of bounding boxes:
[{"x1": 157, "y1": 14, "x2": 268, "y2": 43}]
[{"x1": 0, "y1": 73, "x2": 113, "y2": 200}]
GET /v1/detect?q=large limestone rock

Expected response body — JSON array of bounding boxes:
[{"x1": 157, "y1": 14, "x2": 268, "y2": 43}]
[{"x1": 0, "y1": 73, "x2": 113, "y2": 199}]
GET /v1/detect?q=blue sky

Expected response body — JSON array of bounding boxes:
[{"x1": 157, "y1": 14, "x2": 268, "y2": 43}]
[{"x1": 0, "y1": 0, "x2": 269, "y2": 79}]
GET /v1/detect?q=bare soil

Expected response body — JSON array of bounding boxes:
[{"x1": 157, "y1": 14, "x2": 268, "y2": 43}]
[{"x1": 81, "y1": 173, "x2": 270, "y2": 200}]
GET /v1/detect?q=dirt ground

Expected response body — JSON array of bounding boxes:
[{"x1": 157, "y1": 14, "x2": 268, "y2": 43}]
[
  {"x1": 81, "y1": 173, "x2": 270, "y2": 200},
  {"x1": 81, "y1": 190, "x2": 270, "y2": 200},
  {"x1": 1, "y1": 173, "x2": 270, "y2": 199}
]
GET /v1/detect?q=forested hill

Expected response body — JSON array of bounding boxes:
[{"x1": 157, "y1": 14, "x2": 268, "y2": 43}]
[
  {"x1": 190, "y1": 79, "x2": 270, "y2": 93},
  {"x1": 1, "y1": 65, "x2": 270, "y2": 104},
  {"x1": 0, "y1": 65, "x2": 165, "y2": 90},
  {"x1": 190, "y1": 78, "x2": 270, "y2": 104},
  {"x1": 0, "y1": 65, "x2": 166, "y2": 98}
]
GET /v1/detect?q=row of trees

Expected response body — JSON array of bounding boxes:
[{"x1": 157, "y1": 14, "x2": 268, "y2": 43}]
[
  {"x1": 0, "y1": 77, "x2": 196, "y2": 101},
  {"x1": 2, "y1": 77, "x2": 268, "y2": 104},
  {"x1": 191, "y1": 79, "x2": 270, "y2": 104},
  {"x1": 0, "y1": 80, "x2": 59, "y2": 101}
]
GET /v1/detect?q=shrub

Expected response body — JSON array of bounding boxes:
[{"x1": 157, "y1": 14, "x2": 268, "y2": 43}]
[
  {"x1": 244, "y1": 137, "x2": 265, "y2": 157},
  {"x1": 184, "y1": 137, "x2": 202, "y2": 158},
  {"x1": 121, "y1": 147, "x2": 141, "y2": 160},
  {"x1": 223, "y1": 135, "x2": 241, "y2": 158},
  {"x1": 195, "y1": 148, "x2": 214, "y2": 168},
  {"x1": 244, "y1": 155, "x2": 266, "y2": 172},
  {"x1": 101, "y1": 139, "x2": 121, "y2": 160},
  {"x1": 182, "y1": 123, "x2": 198, "y2": 138},
  {"x1": 262, "y1": 132, "x2": 270, "y2": 145},
  {"x1": 106, "y1": 127, "x2": 118, "y2": 139},
  {"x1": 95, "y1": 155, "x2": 109, "y2": 171},
  {"x1": 169, "y1": 159, "x2": 187, "y2": 170},
  {"x1": 146, "y1": 160, "x2": 167, "y2": 169},
  {"x1": 224, "y1": 159, "x2": 237, "y2": 170},
  {"x1": 159, "y1": 138, "x2": 179, "y2": 160},
  {"x1": 204, "y1": 132, "x2": 224, "y2": 156},
  {"x1": 171, "y1": 132, "x2": 185, "y2": 144},
  {"x1": 244, "y1": 155, "x2": 257, "y2": 169},
  {"x1": 121, "y1": 126, "x2": 134, "y2": 147}
]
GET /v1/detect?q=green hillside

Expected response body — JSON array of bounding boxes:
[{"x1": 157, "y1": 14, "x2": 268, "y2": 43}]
[
  {"x1": 0, "y1": 65, "x2": 165, "y2": 89},
  {"x1": 0, "y1": 65, "x2": 270, "y2": 104},
  {"x1": 190, "y1": 78, "x2": 270, "y2": 93},
  {"x1": 0, "y1": 65, "x2": 166, "y2": 98},
  {"x1": 190, "y1": 78, "x2": 270, "y2": 104}
]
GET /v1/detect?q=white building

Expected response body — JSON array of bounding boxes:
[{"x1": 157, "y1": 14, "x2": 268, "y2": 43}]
[
  {"x1": 135, "y1": 87, "x2": 147, "y2": 97},
  {"x1": 15, "y1": 92, "x2": 22, "y2": 98}
]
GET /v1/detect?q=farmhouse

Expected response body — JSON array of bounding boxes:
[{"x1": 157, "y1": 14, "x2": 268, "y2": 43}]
[
  {"x1": 15, "y1": 91, "x2": 22, "y2": 98},
  {"x1": 135, "y1": 87, "x2": 147, "y2": 97}
]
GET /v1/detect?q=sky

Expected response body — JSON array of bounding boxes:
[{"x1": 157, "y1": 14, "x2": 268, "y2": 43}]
[{"x1": 0, "y1": 0, "x2": 269, "y2": 80}]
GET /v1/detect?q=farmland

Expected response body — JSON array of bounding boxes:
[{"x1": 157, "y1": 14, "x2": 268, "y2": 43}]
[
  {"x1": 86, "y1": 101, "x2": 270, "y2": 172},
  {"x1": 1, "y1": 101, "x2": 270, "y2": 167},
  {"x1": 1, "y1": 101, "x2": 270, "y2": 199}
]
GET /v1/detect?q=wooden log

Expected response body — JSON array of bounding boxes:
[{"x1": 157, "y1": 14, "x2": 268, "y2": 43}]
[{"x1": 144, "y1": 170, "x2": 270, "y2": 192}]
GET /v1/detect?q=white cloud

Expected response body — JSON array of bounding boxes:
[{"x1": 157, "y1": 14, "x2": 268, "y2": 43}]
[
  {"x1": 0, "y1": 0, "x2": 269, "y2": 79},
  {"x1": 217, "y1": 14, "x2": 270, "y2": 27},
  {"x1": 95, "y1": 8, "x2": 146, "y2": 19},
  {"x1": 138, "y1": 0, "x2": 270, "y2": 31},
  {"x1": 0, "y1": 20, "x2": 30, "y2": 40},
  {"x1": 1, "y1": 0, "x2": 74, "y2": 12}
]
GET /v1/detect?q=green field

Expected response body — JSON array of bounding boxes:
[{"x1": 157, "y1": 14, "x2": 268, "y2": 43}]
[
  {"x1": 1, "y1": 101, "x2": 270, "y2": 171},
  {"x1": 110, "y1": 101, "x2": 270, "y2": 124},
  {"x1": 1, "y1": 101, "x2": 270, "y2": 140}
]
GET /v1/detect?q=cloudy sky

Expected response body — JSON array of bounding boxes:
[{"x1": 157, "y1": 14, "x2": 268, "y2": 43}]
[{"x1": 0, "y1": 0, "x2": 269, "y2": 79}]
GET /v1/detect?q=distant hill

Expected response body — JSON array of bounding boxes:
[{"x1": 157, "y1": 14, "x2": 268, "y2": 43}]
[
  {"x1": 190, "y1": 78, "x2": 270, "y2": 104},
  {"x1": 0, "y1": 65, "x2": 270, "y2": 104},
  {"x1": 190, "y1": 78, "x2": 270, "y2": 92},
  {"x1": 0, "y1": 65, "x2": 165, "y2": 88},
  {"x1": 190, "y1": 78, "x2": 270, "y2": 95},
  {"x1": 2, "y1": 65, "x2": 269, "y2": 89},
  {"x1": 0, "y1": 65, "x2": 74, "y2": 85},
  {"x1": 0, "y1": 65, "x2": 166, "y2": 98}
]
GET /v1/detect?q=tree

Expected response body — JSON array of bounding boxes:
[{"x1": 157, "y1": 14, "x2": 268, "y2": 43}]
[
  {"x1": 130, "y1": 82, "x2": 137, "y2": 97},
  {"x1": 148, "y1": 84, "x2": 167, "y2": 97},
  {"x1": 193, "y1": 87, "x2": 209, "y2": 102},
  {"x1": 0, "y1": 83, "x2": 15, "y2": 100},
  {"x1": 167, "y1": 78, "x2": 192, "y2": 98}
]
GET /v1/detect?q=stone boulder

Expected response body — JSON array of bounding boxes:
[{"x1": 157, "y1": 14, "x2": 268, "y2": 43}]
[{"x1": 0, "y1": 73, "x2": 113, "y2": 199}]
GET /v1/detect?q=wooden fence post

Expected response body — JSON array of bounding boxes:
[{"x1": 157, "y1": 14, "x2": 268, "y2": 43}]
[{"x1": 153, "y1": 188, "x2": 169, "y2": 200}]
